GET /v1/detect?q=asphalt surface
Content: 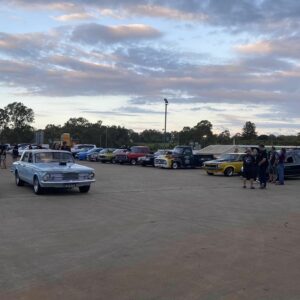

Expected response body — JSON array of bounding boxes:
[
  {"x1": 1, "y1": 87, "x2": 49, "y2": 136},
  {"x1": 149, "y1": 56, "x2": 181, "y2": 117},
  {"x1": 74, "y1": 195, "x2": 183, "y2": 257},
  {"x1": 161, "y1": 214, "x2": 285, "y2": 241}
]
[{"x1": 1, "y1": 157, "x2": 300, "y2": 300}]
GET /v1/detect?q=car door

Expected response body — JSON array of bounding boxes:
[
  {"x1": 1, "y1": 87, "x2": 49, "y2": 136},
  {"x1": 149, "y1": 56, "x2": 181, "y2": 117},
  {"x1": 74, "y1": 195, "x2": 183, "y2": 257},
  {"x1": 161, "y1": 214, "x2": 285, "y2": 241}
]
[
  {"x1": 183, "y1": 148, "x2": 193, "y2": 166},
  {"x1": 233, "y1": 155, "x2": 244, "y2": 173},
  {"x1": 23, "y1": 152, "x2": 35, "y2": 184},
  {"x1": 284, "y1": 154, "x2": 300, "y2": 177},
  {"x1": 18, "y1": 152, "x2": 29, "y2": 181}
]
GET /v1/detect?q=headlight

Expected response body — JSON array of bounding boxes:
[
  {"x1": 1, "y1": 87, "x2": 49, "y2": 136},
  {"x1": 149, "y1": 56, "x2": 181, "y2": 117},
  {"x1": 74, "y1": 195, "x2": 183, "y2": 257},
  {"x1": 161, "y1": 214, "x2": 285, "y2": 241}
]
[
  {"x1": 42, "y1": 173, "x2": 50, "y2": 181},
  {"x1": 88, "y1": 172, "x2": 95, "y2": 179}
]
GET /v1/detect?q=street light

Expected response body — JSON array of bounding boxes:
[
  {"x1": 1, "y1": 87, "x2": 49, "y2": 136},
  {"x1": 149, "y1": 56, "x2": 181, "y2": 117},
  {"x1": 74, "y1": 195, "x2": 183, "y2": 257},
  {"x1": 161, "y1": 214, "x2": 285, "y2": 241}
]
[{"x1": 164, "y1": 98, "x2": 168, "y2": 144}]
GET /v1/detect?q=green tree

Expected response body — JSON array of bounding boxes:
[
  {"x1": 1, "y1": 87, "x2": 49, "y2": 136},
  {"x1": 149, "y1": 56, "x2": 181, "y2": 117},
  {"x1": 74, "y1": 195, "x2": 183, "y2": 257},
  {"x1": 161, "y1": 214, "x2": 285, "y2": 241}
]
[
  {"x1": 242, "y1": 121, "x2": 257, "y2": 140},
  {"x1": 217, "y1": 130, "x2": 231, "y2": 144},
  {"x1": 5, "y1": 102, "x2": 34, "y2": 128}
]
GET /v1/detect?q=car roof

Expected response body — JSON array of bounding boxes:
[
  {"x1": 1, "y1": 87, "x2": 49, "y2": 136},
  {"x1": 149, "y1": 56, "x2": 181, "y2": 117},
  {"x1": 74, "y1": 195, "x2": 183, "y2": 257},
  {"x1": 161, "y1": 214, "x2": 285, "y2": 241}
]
[
  {"x1": 226, "y1": 153, "x2": 245, "y2": 155},
  {"x1": 23, "y1": 150, "x2": 71, "y2": 154}
]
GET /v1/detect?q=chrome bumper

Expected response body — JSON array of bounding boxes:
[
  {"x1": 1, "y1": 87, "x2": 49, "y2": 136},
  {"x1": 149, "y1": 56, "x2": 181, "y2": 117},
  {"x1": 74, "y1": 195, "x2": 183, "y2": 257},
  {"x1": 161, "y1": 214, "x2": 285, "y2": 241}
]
[{"x1": 40, "y1": 179, "x2": 95, "y2": 188}]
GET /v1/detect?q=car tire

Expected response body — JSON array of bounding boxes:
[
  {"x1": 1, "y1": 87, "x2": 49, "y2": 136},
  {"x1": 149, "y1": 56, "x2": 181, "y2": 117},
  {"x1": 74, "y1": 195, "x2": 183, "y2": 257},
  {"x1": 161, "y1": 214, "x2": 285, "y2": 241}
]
[
  {"x1": 79, "y1": 186, "x2": 90, "y2": 193},
  {"x1": 172, "y1": 162, "x2": 180, "y2": 169},
  {"x1": 130, "y1": 159, "x2": 137, "y2": 165},
  {"x1": 15, "y1": 171, "x2": 24, "y2": 186},
  {"x1": 101, "y1": 161, "x2": 105, "y2": 164},
  {"x1": 224, "y1": 167, "x2": 234, "y2": 177},
  {"x1": 207, "y1": 172, "x2": 214, "y2": 176},
  {"x1": 33, "y1": 176, "x2": 44, "y2": 195}
]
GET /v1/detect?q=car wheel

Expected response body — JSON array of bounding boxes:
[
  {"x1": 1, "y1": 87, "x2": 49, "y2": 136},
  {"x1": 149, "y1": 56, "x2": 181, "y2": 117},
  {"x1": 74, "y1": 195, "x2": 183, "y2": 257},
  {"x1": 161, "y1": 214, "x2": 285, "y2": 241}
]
[
  {"x1": 172, "y1": 162, "x2": 180, "y2": 169},
  {"x1": 112, "y1": 159, "x2": 116, "y2": 164},
  {"x1": 207, "y1": 172, "x2": 214, "y2": 176},
  {"x1": 33, "y1": 176, "x2": 44, "y2": 195},
  {"x1": 130, "y1": 159, "x2": 137, "y2": 165},
  {"x1": 79, "y1": 186, "x2": 90, "y2": 193},
  {"x1": 224, "y1": 167, "x2": 234, "y2": 177},
  {"x1": 15, "y1": 171, "x2": 24, "y2": 186},
  {"x1": 101, "y1": 161, "x2": 105, "y2": 164}
]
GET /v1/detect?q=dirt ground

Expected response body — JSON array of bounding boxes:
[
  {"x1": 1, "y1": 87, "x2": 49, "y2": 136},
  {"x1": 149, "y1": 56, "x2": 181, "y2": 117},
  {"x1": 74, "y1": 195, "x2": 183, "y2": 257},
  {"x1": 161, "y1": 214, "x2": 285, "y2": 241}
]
[{"x1": 1, "y1": 156, "x2": 300, "y2": 300}]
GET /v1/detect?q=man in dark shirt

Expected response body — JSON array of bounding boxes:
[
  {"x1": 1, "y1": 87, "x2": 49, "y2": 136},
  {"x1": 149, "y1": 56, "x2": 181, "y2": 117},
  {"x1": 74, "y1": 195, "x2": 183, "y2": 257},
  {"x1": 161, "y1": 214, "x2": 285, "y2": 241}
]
[
  {"x1": 257, "y1": 144, "x2": 268, "y2": 189},
  {"x1": 276, "y1": 148, "x2": 286, "y2": 185},
  {"x1": 60, "y1": 141, "x2": 71, "y2": 152},
  {"x1": 243, "y1": 148, "x2": 255, "y2": 189}
]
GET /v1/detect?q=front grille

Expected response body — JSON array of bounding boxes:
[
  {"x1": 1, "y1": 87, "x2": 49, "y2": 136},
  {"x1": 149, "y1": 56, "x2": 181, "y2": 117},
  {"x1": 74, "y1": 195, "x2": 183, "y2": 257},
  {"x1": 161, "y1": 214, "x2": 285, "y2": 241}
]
[
  {"x1": 205, "y1": 164, "x2": 218, "y2": 170},
  {"x1": 63, "y1": 173, "x2": 79, "y2": 180},
  {"x1": 155, "y1": 159, "x2": 167, "y2": 165}
]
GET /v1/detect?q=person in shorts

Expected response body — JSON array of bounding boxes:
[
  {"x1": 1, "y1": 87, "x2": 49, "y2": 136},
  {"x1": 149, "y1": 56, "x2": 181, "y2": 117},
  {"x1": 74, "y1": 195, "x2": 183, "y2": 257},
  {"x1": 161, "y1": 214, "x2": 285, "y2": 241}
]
[
  {"x1": 243, "y1": 148, "x2": 255, "y2": 189},
  {"x1": 268, "y1": 146, "x2": 278, "y2": 183},
  {"x1": 258, "y1": 144, "x2": 268, "y2": 189}
]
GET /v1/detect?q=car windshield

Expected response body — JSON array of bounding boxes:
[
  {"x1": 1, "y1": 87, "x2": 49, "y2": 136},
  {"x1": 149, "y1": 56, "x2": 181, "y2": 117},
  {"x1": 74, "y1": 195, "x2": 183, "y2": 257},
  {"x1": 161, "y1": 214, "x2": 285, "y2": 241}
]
[
  {"x1": 219, "y1": 154, "x2": 239, "y2": 161},
  {"x1": 173, "y1": 147, "x2": 184, "y2": 154},
  {"x1": 35, "y1": 152, "x2": 74, "y2": 163}
]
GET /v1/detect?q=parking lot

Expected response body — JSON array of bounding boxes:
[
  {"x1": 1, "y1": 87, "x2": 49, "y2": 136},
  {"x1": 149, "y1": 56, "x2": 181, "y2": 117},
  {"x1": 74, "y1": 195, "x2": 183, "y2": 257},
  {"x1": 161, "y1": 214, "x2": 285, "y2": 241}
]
[{"x1": 1, "y1": 158, "x2": 300, "y2": 300}]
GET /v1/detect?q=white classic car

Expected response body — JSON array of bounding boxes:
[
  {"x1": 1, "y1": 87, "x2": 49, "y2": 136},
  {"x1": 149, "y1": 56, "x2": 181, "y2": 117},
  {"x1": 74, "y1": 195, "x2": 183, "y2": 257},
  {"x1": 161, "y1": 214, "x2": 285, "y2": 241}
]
[{"x1": 11, "y1": 150, "x2": 96, "y2": 194}]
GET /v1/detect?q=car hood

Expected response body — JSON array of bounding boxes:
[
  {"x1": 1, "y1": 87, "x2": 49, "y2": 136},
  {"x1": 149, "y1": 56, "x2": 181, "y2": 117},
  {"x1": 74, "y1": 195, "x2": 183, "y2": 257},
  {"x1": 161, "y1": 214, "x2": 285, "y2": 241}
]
[
  {"x1": 34, "y1": 163, "x2": 94, "y2": 172},
  {"x1": 205, "y1": 159, "x2": 229, "y2": 164}
]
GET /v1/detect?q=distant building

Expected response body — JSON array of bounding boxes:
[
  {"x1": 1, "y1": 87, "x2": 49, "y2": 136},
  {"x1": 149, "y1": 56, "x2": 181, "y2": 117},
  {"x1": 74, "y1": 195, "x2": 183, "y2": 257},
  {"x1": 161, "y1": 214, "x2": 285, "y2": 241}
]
[{"x1": 35, "y1": 130, "x2": 44, "y2": 145}]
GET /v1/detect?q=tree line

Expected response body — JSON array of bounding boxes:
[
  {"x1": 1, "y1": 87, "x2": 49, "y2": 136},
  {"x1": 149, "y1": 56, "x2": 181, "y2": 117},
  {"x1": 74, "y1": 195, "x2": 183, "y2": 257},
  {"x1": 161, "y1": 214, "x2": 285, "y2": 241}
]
[{"x1": 1, "y1": 102, "x2": 300, "y2": 148}]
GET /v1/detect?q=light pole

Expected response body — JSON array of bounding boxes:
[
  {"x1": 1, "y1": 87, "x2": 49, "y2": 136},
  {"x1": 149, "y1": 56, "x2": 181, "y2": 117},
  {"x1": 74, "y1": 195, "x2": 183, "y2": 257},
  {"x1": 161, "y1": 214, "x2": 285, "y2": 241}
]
[{"x1": 164, "y1": 98, "x2": 168, "y2": 144}]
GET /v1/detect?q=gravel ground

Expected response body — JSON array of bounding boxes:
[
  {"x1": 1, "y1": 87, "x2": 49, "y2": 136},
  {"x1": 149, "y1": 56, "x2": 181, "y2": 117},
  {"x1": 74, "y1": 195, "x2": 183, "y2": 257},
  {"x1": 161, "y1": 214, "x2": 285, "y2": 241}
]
[{"x1": 1, "y1": 156, "x2": 300, "y2": 300}]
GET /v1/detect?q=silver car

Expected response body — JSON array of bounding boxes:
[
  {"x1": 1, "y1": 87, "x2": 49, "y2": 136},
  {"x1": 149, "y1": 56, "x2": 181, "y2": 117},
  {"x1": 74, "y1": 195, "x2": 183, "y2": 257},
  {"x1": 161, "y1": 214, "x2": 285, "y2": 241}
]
[{"x1": 11, "y1": 150, "x2": 95, "y2": 194}]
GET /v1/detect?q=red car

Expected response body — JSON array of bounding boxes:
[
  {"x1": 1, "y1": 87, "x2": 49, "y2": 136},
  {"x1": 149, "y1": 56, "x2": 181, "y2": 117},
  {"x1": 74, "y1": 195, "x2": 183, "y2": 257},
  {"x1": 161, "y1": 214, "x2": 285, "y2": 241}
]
[{"x1": 114, "y1": 146, "x2": 150, "y2": 165}]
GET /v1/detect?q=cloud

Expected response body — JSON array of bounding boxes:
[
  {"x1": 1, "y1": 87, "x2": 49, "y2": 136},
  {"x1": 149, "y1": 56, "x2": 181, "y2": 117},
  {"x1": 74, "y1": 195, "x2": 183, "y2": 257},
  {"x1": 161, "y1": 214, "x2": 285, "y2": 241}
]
[
  {"x1": 82, "y1": 106, "x2": 164, "y2": 116},
  {"x1": 53, "y1": 12, "x2": 95, "y2": 22},
  {"x1": 71, "y1": 23, "x2": 162, "y2": 44},
  {"x1": 0, "y1": 31, "x2": 59, "y2": 58}
]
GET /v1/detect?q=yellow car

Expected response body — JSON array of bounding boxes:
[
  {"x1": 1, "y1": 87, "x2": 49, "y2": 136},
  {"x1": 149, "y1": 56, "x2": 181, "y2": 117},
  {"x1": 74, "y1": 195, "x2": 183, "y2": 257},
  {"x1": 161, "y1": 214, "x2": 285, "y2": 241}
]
[{"x1": 203, "y1": 153, "x2": 245, "y2": 176}]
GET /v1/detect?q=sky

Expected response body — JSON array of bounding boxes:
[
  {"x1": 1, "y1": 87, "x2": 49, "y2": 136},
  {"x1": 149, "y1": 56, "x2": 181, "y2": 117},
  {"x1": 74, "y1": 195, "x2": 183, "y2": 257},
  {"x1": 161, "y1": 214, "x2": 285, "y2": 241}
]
[{"x1": 0, "y1": 0, "x2": 299, "y2": 135}]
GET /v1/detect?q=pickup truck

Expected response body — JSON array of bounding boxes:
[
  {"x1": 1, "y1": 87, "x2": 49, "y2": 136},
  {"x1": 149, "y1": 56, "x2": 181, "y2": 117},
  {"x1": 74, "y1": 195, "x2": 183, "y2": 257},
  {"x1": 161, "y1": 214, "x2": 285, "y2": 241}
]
[
  {"x1": 114, "y1": 146, "x2": 150, "y2": 165},
  {"x1": 154, "y1": 146, "x2": 214, "y2": 169}
]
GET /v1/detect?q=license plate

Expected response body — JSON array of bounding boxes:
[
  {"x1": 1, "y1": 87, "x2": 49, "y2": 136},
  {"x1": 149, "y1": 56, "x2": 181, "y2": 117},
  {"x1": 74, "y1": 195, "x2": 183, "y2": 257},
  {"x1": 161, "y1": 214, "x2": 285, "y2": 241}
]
[{"x1": 65, "y1": 184, "x2": 76, "y2": 188}]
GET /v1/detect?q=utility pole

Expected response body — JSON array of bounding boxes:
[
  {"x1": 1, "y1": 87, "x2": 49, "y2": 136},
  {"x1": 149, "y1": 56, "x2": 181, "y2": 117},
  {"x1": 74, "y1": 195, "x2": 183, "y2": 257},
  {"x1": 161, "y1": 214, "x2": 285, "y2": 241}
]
[
  {"x1": 164, "y1": 98, "x2": 168, "y2": 145},
  {"x1": 105, "y1": 127, "x2": 108, "y2": 148}
]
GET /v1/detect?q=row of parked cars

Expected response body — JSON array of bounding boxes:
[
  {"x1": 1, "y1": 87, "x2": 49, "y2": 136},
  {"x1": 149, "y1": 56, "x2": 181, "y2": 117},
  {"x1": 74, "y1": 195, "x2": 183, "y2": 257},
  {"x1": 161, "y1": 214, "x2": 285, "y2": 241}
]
[
  {"x1": 72, "y1": 144, "x2": 300, "y2": 178},
  {"x1": 72, "y1": 144, "x2": 215, "y2": 169}
]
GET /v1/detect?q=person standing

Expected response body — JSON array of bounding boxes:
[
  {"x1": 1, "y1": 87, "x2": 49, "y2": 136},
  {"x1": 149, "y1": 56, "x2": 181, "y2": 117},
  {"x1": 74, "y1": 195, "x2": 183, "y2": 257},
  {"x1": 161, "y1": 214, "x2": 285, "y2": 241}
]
[
  {"x1": 252, "y1": 148, "x2": 259, "y2": 182},
  {"x1": 12, "y1": 144, "x2": 19, "y2": 161},
  {"x1": 257, "y1": 145, "x2": 268, "y2": 189},
  {"x1": 268, "y1": 146, "x2": 278, "y2": 183},
  {"x1": 0, "y1": 146, "x2": 7, "y2": 169},
  {"x1": 60, "y1": 141, "x2": 71, "y2": 152},
  {"x1": 242, "y1": 148, "x2": 255, "y2": 189},
  {"x1": 276, "y1": 148, "x2": 286, "y2": 185}
]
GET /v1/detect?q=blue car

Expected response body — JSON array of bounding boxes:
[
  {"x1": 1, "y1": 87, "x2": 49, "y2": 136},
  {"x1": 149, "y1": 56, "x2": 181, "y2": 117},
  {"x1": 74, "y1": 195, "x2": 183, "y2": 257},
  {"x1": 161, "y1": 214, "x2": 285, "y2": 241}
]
[
  {"x1": 11, "y1": 150, "x2": 96, "y2": 194},
  {"x1": 77, "y1": 148, "x2": 102, "y2": 161}
]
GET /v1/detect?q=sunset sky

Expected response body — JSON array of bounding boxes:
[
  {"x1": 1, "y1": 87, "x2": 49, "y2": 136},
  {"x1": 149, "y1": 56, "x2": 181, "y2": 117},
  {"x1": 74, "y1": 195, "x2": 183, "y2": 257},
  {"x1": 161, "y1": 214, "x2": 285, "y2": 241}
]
[{"x1": 0, "y1": 0, "x2": 299, "y2": 135}]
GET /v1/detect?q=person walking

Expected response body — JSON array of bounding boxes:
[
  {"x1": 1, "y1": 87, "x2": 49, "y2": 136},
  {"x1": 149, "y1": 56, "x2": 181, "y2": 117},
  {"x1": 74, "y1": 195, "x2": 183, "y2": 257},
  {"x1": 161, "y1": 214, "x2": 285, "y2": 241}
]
[
  {"x1": 0, "y1": 146, "x2": 7, "y2": 169},
  {"x1": 276, "y1": 148, "x2": 286, "y2": 185},
  {"x1": 257, "y1": 144, "x2": 268, "y2": 189},
  {"x1": 252, "y1": 148, "x2": 259, "y2": 182},
  {"x1": 12, "y1": 144, "x2": 19, "y2": 161},
  {"x1": 242, "y1": 148, "x2": 255, "y2": 189},
  {"x1": 268, "y1": 146, "x2": 278, "y2": 183}
]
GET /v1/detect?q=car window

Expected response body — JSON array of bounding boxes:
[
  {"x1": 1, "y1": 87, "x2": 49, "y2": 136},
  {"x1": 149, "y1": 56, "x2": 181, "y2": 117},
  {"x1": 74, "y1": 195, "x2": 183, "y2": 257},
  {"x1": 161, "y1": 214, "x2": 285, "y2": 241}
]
[
  {"x1": 184, "y1": 149, "x2": 192, "y2": 155},
  {"x1": 28, "y1": 153, "x2": 33, "y2": 163},
  {"x1": 22, "y1": 152, "x2": 29, "y2": 162},
  {"x1": 35, "y1": 152, "x2": 74, "y2": 163}
]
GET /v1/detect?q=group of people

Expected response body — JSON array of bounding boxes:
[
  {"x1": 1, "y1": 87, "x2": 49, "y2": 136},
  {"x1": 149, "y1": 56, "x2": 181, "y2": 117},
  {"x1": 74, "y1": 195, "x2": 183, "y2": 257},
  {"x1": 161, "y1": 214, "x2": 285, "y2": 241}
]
[{"x1": 243, "y1": 145, "x2": 286, "y2": 189}]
